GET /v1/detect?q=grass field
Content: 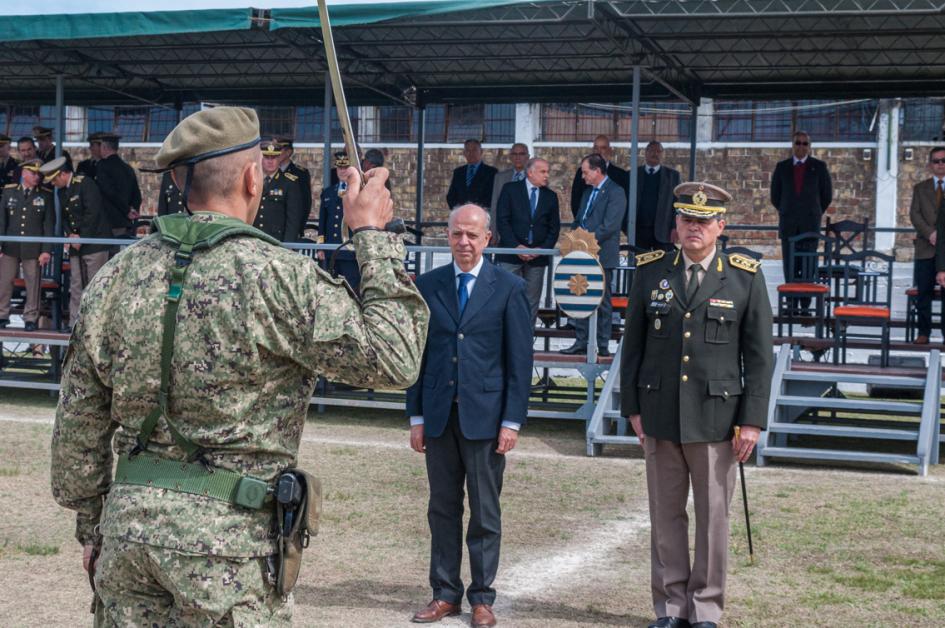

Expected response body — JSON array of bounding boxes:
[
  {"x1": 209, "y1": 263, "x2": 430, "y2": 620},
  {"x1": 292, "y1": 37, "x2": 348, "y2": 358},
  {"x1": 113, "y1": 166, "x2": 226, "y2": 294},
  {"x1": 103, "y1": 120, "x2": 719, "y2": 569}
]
[{"x1": 0, "y1": 389, "x2": 942, "y2": 627}]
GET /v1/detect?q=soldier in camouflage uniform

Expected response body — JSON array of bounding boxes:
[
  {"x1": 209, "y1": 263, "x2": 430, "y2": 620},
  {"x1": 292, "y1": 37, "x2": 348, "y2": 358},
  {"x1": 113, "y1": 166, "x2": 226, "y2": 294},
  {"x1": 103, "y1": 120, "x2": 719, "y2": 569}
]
[
  {"x1": 40, "y1": 156, "x2": 113, "y2": 328},
  {"x1": 254, "y1": 141, "x2": 303, "y2": 242},
  {"x1": 50, "y1": 107, "x2": 430, "y2": 626},
  {"x1": 0, "y1": 159, "x2": 55, "y2": 330},
  {"x1": 156, "y1": 171, "x2": 188, "y2": 216}
]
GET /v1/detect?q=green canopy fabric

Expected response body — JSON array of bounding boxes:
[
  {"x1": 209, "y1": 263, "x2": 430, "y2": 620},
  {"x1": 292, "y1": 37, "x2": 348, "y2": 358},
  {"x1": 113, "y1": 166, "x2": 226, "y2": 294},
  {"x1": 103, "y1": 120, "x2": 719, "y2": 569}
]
[{"x1": 270, "y1": 0, "x2": 531, "y2": 29}]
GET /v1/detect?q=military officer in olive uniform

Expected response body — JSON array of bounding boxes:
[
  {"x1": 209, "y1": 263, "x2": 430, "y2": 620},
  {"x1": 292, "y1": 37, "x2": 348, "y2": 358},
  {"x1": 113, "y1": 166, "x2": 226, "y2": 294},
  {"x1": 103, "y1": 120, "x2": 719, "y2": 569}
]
[
  {"x1": 156, "y1": 171, "x2": 188, "y2": 216},
  {"x1": 0, "y1": 134, "x2": 19, "y2": 186},
  {"x1": 0, "y1": 160, "x2": 55, "y2": 330},
  {"x1": 254, "y1": 141, "x2": 303, "y2": 242},
  {"x1": 76, "y1": 132, "x2": 105, "y2": 178},
  {"x1": 33, "y1": 126, "x2": 70, "y2": 164},
  {"x1": 276, "y1": 136, "x2": 313, "y2": 239},
  {"x1": 621, "y1": 182, "x2": 773, "y2": 628},
  {"x1": 50, "y1": 107, "x2": 429, "y2": 626},
  {"x1": 319, "y1": 152, "x2": 361, "y2": 291},
  {"x1": 40, "y1": 157, "x2": 113, "y2": 328}
]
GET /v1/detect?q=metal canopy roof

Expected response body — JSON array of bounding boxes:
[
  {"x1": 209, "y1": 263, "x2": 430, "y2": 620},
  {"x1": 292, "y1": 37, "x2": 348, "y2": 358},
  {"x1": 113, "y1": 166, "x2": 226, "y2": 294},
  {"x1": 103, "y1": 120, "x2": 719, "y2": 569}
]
[{"x1": 2, "y1": 0, "x2": 945, "y2": 107}]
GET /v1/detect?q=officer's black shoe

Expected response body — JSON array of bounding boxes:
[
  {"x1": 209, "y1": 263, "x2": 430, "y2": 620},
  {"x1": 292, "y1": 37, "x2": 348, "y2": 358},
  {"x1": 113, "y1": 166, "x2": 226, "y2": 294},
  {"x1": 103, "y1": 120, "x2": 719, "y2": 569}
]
[
  {"x1": 598, "y1": 347, "x2": 611, "y2": 357},
  {"x1": 559, "y1": 343, "x2": 586, "y2": 355},
  {"x1": 689, "y1": 623, "x2": 717, "y2": 628},
  {"x1": 24, "y1": 321, "x2": 38, "y2": 331},
  {"x1": 0, "y1": 319, "x2": 9, "y2": 328},
  {"x1": 648, "y1": 618, "x2": 690, "y2": 628}
]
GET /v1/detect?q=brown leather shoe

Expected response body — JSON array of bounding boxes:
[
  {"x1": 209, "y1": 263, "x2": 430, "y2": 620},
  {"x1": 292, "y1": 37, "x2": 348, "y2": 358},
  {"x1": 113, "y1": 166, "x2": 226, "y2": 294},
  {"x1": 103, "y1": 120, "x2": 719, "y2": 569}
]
[
  {"x1": 914, "y1": 335, "x2": 930, "y2": 345},
  {"x1": 471, "y1": 604, "x2": 497, "y2": 627},
  {"x1": 411, "y1": 600, "x2": 461, "y2": 623}
]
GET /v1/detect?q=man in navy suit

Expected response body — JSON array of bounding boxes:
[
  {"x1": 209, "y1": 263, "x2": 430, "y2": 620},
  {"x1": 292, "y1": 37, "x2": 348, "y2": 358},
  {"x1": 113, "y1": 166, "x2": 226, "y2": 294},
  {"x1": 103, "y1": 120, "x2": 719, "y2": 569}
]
[
  {"x1": 495, "y1": 157, "x2": 561, "y2": 323},
  {"x1": 770, "y1": 131, "x2": 833, "y2": 283},
  {"x1": 446, "y1": 139, "x2": 498, "y2": 210},
  {"x1": 407, "y1": 204, "x2": 533, "y2": 628},
  {"x1": 562, "y1": 153, "x2": 628, "y2": 357}
]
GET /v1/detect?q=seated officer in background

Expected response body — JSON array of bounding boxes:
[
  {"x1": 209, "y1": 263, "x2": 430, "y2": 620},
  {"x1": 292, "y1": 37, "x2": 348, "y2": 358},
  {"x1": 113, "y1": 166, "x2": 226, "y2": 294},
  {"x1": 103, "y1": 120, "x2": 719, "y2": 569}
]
[
  {"x1": 276, "y1": 136, "x2": 313, "y2": 240},
  {"x1": 40, "y1": 157, "x2": 113, "y2": 329},
  {"x1": 319, "y1": 152, "x2": 361, "y2": 291},
  {"x1": 0, "y1": 160, "x2": 55, "y2": 330},
  {"x1": 254, "y1": 141, "x2": 303, "y2": 242},
  {"x1": 157, "y1": 171, "x2": 188, "y2": 216},
  {"x1": 621, "y1": 182, "x2": 773, "y2": 628}
]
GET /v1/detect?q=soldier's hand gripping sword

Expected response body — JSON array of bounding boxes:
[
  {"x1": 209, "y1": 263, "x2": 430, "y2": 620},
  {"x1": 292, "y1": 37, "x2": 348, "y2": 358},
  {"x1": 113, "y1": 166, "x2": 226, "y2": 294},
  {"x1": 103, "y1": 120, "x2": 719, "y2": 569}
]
[
  {"x1": 317, "y1": 0, "x2": 404, "y2": 241},
  {"x1": 734, "y1": 425, "x2": 755, "y2": 564}
]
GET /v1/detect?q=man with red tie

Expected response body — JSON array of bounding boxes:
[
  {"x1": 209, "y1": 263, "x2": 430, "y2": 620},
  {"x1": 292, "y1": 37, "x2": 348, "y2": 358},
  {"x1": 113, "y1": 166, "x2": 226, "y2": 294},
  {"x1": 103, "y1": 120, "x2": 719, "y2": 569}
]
[
  {"x1": 911, "y1": 146, "x2": 945, "y2": 344},
  {"x1": 770, "y1": 131, "x2": 833, "y2": 285}
]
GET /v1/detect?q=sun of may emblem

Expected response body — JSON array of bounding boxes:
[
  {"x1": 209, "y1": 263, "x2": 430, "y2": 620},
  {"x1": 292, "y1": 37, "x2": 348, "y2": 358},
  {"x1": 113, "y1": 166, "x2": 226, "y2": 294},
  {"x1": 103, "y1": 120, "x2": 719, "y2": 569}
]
[
  {"x1": 568, "y1": 273, "x2": 590, "y2": 296},
  {"x1": 693, "y1": 190, "x2": 708, "y2": 206}
]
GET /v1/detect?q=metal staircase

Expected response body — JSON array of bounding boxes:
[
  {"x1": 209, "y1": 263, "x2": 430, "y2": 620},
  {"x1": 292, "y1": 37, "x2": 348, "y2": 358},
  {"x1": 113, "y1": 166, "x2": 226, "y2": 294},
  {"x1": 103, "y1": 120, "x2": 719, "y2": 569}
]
[
  {"x1": 758, "y1": 344, "x2": 941, "y2": 476},
  {"x1": 586, "y1": 338, "x2": 639, "y2": 455}
]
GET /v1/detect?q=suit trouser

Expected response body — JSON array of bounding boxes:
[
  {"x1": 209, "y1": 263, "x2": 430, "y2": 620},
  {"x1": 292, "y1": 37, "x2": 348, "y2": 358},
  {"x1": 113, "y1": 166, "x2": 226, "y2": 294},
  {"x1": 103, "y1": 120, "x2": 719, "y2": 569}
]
[
  {"x1": 498, "y1": 262, "x2": 545, "y2": 324},
  {"x1": 914, "y1": 256, "x2": 944, "y2": 338},
  {"x1": 69, "y1": 251, "x2": 109, "y2": 327},
  {"x1": 0, "y1": 255, "x2": 41, "y2": 323},
  {"x1": 644, "y1": 437, "x2": 737, "y2": 624},
  {"x1": 574, "y1": 267, "x2": 613, "y2": 349},
  {"x1": 425, "y1": 407, "x2": 505, "y2": 606}
]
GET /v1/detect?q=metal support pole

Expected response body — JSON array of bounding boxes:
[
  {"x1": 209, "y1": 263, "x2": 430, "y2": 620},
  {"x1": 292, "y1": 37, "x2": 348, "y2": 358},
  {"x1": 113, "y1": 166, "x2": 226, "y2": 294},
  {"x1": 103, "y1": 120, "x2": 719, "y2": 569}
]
[
  {"x1": 52, "y1": 75, "x2": 65, "y2": 330},
  {"x1": 626, "y1": 65, "x2": 641, "y2": 247},
  {"x1": 322, "y1": 75, "x2": 332, "y2": 189},
  {"x1": 415, "y1": 105, "x2": 426, "y2": 245},
  {"x1": 688, "y1": 103, "x2": 698, "y2": 180}
]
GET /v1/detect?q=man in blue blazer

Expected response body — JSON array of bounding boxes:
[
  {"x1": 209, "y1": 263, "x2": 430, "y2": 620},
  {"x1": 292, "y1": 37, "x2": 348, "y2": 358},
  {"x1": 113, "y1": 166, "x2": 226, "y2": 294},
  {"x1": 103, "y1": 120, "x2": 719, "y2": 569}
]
[
  {"x1": 562, "y1": 153, "x2": 628, "y2": 357},
  {"x1": 495, "y1": 157, "x2": 561, "y2": 323},
  {"x1": 407, "y1": 204, "x2": 533, "y2": 628}
]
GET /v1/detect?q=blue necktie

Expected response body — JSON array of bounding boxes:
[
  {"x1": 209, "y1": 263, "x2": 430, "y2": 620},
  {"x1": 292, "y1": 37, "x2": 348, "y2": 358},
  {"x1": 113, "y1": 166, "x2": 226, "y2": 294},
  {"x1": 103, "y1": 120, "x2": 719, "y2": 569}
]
[
  {"x1": 528, "y1": 186, "x2": 538, "y2": 243},
  {"x1": 512, "y1": 170, "x2": 525, "y2": 182},
  {"x1": 581, "y1": 188, "x2": 599, "y2": 229},
  {"x1": 457, "y1": 273, "x2": 473, "y2": 314},
  {"x1": 465, "y1": 164, "x2": 476, "y2": 187}
]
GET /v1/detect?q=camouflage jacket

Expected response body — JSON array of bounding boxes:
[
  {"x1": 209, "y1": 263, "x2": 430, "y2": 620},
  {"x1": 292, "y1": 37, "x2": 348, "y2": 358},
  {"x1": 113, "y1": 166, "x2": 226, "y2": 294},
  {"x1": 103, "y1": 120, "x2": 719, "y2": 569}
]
[{"x1": 51, "y1": 212, "x2": 429, "y2": 557}]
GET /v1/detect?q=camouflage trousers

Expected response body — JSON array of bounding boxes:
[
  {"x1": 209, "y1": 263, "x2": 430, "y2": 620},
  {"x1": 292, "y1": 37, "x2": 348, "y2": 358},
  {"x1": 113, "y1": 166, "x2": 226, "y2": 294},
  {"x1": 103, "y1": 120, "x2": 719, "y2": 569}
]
[{"x1": 92, "y1": 537, "x2": 292, "y2": 627}]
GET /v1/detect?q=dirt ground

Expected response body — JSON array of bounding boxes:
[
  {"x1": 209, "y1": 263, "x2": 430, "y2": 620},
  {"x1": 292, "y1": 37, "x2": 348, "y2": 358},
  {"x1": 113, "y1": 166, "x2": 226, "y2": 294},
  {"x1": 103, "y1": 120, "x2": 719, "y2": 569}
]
[{"x1": 0, "y1": 390, "x2": 943, "y2": 627}]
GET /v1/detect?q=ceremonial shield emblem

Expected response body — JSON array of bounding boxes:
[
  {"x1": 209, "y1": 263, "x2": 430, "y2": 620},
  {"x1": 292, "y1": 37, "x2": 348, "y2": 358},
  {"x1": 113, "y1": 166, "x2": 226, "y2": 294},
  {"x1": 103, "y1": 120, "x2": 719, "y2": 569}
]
[{"x1": 554, "y1": 251, "x2": 605, "y2": 319}]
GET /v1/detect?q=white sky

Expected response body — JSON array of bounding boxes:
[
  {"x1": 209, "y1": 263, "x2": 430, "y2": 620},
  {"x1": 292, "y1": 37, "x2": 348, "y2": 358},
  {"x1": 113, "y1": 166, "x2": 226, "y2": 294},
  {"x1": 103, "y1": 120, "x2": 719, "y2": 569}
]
[{"x1": 1, "y1": 0, "x2": 437, "y2": 16}]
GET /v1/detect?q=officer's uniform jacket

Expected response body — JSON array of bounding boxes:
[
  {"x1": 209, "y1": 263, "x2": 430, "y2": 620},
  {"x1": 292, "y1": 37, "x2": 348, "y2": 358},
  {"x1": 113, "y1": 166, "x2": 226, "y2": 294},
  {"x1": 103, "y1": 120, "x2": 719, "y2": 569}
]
[
  {"x1": 285, "y1": 160, "x2": 312, "y2": 238},
  {"x1": 318, "y1": 184, "x2": 354, "y2": 260},
  {"x1": 58, "y1": 175, "x2": 113, "y2": 256},
  {"x1": 253, "y1": 170, "x2": 303, "y2": 242},
  {"x1": 0, "y1": 156, "x2": 19, "y2": 186},
  {"x1": 620, "y1": 248, "x2": 773, "y2": 443},
  {"x1": 95, "y1": 153, "x2": 142, "y2": 231},
  {"x1": 75, "y1": 158, "x2": 98, "y2": 179},
  {"x1": 0, "y1": 183, "x2": 55, "y2": 259},
  {"x1": 157, "y1": 171, "x2": 188, "y2": 216}
]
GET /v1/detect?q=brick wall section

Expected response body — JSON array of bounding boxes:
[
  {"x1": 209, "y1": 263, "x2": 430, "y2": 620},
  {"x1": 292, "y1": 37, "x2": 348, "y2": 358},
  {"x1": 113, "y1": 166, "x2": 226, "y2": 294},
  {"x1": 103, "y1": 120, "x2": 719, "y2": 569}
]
[{"x1": 78, "y1": 144, "x2": 922, "y2": 259}]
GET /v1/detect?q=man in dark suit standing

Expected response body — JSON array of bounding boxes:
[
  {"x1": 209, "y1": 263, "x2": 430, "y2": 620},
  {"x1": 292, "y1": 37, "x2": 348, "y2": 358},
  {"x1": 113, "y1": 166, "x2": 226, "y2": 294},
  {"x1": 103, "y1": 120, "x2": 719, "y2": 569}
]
[
  {"x1": 490, "y1": 142, "x2": 530, "y2": 240},
  {"x1": 95, "y1": 133, "x2": 142, "y2": 236},
  {"x1": 407, "y1": 204, "x2": 532, "y2": 628},
  {"x1": 622, "y1": 182, "x2": 773, "y2": 628},
  {"x1": 770, "y1": 131, "x2": 833, "y2": 283},
  {"x1": 634, "y1": 141, "x2": 681, "y2": 250},
  {"x1": 909, "y1": 146, "x2": 945, "y2": 345},
  {"x1": 562, "y1": 154, "x2": 628, "y2": 357},
  {"x1": 495, "y1": 157, "x2": 561, "y2": 322},
  {"x1": 571, "y1": 134, "x2": 629, "y2": 218},
  {"x1": 446, "y1": 139, "x2": 497, "y2": 210}
]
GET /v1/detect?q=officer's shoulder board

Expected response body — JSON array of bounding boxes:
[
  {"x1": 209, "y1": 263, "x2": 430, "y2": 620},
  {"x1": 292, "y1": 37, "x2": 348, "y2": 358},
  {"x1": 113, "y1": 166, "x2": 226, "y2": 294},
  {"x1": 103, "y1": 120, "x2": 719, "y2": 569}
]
[
  {"x1": 73, "y1": 175, "x2": 84, "y2": 183},
  {"x1": 284, "y1": 172, "x2": 299, "y2": 182},
  {"x1": 635, "y1": 249, "x2": 665, "y2": 267},
  {"x1": 727, "y1": 253, "x2": 760, "y2": 274}
]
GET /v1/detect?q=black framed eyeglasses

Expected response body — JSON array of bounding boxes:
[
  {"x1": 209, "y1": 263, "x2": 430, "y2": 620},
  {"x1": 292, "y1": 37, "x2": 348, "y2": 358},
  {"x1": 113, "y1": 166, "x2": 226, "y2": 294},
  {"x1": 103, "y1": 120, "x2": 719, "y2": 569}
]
[{"x1": 794, "y1": 141, "x2": 810, "y2": 146}]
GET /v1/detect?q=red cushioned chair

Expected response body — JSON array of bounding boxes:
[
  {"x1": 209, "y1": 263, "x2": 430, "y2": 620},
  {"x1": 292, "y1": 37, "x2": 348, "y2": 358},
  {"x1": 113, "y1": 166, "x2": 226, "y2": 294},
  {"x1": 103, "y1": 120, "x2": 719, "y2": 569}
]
[
  {"x1": 778, "y1": 232, "x2": 835, "y2": 338},
  {"x1": 832, "y1": 250, "x2": 894, "y2": 367}
]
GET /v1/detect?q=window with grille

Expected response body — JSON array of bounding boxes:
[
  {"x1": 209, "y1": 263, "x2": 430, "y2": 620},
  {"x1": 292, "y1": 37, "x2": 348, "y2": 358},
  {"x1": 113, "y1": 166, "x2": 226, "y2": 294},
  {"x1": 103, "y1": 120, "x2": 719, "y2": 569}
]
[{"x1": 714, "y1": 100, "x2": 877, "y2": 142}]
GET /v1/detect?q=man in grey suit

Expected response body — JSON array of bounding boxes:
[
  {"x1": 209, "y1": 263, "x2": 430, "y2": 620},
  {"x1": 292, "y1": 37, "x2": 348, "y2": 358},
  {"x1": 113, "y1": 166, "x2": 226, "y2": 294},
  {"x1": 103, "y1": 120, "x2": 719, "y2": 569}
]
[
  {"x1": 490, "y1": 143, "x2": 530, "y2": 242},
  {"x1": 911, "y1": 146, "x2": 945, "y2": 345},
  {"x1": 562, "y1": 153, "x2": 627, "y2": 357},
  {"x1": 633, "y1": 141, "x2": 681, "y2": 251}
]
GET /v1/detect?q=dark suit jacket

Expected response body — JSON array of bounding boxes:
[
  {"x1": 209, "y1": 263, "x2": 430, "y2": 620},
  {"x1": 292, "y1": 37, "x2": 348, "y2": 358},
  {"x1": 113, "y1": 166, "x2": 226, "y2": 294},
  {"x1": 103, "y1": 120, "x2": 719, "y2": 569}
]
[
  {"x1": 910, "y1": 178, "x2": 941, "y2": 260},
  {"x1": 95, "y1": 154, "x2": 142, "y2": 231},
  {"x1": 446, "y1": 162, "x2": 498, "y2": 209},
  {"x1": 770, "y1": 156, "x2": 833, "y2": 238},
  {"x1": 572, "y1": 177, "x2": 627, "y2": 269},
  {"x1": 495, "y1": 180, "x2": 561, "y2": 267},
  {"x1": 620, "y1": 250, "x2": 773, "y2": 443},
  {"x1": 571, "y1": 162, "x2": 628, "y2": 217},
  {"x1": 285, "y1": 161, "x2": 312, "y2": 240},
  {"x1": 633, "y1": 164, "x2": 681, "y2": 244},
  {"x1": 405, "y1": 260, "x2": 533, "y2": 440}
]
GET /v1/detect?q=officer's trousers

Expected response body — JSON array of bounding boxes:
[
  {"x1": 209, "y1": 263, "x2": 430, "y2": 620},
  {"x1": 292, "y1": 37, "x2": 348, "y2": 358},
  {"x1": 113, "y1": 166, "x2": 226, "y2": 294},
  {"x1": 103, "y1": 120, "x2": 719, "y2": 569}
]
[
  {"x1": 68, "y1": 251, "x2": 108, "y2": 327},
  {"x1": 93, "y1": 537, "x2": 291, "y2": 627},
  {"x1": 0, "y1": 255, "x2": 40, "y2": 323},
  {"x1": 643, "y1": 437, "x2": 736, "y2": 624}
]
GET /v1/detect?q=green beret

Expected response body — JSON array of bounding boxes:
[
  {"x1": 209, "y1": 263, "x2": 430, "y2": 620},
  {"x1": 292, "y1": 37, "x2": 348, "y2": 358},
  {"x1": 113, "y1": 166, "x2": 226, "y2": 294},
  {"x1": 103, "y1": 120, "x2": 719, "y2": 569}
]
[{"x1": 152, "y1": 107, "x2": 261, "y2": 171}]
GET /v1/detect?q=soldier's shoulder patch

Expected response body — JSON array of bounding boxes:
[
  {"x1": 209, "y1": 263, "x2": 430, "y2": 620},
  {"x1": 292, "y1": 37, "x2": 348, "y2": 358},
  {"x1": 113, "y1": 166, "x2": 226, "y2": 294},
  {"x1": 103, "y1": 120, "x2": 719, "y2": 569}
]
[
  {"x1": 73, "y1": 175, "x2": 84, "y2": 182},
  {"x1": 635, "y1": 249, "x2": 665, "y2": 267},
  {"x1": 284, "y1": 172, "x2": 299, "y2": 182},
  {"x1": 728, "y1": 253, "x2": 760, "y2": 273}
]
